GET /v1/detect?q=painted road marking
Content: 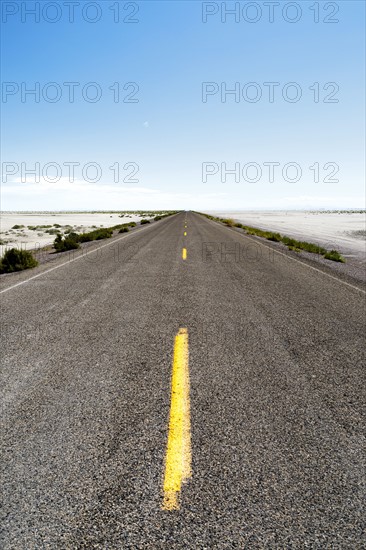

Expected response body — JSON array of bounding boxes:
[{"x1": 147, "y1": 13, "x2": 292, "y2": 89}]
[
  {"x1": 184, "y1": 231, "x2": 187, "y2": 236},
  {"x1": 182, "y1": 248, "x2": 187, "y2": 260},
  {"x1": 162, "y1": 328, "x2": 191, "y2": 511}
]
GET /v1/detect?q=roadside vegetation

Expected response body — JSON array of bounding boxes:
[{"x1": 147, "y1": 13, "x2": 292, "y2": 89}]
[
  {"x1": 200, "y1": 213, "x2": 346, "y2": 263},
  {"x1": 323, "y1": 250, "x2": 345, "y2": 262},
  {"x1": 0, "y1": 248, "x2": 38, "y2": 273},
  {"x1": 54, "y1": 233, "x2": 80, "y2": 252},
  {"x1": 53, "y1": 227, "x2": 115, "y2": 252}
]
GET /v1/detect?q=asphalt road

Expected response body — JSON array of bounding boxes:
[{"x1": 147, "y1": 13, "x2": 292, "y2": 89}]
[{"x1": 1, "y1": 212, "x2": 365, "y2": 549}]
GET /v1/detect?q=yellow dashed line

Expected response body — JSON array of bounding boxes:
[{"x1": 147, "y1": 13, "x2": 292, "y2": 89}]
[
  {"x1": 182, "y1": 248, "x2": 187, "y2": 260},
  {"x1": 162, "y1": 328, "x2": 191, "y2": 511},
  {"x1": 184, "y1": 231, "x2": 187, "y2": 236}
]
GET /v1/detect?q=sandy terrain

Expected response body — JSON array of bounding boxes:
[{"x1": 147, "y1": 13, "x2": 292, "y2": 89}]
[
  {"x1": 208, "y1": 210, "x2": 366, "y2": 262},
  {"x1": 0, "y1": 212, "x2": 157, "y2": 255}
]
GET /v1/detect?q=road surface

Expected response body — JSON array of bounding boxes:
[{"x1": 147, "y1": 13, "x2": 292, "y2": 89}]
[{"x1": 1, "y1": 212, "x2": 365, "y2": 548}]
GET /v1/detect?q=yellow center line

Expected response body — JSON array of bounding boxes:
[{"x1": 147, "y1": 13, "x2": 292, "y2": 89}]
[
  {"x1": 162, "y1": 328, "x2": 191, "y2": 511},
  {"x1": 182, "y1": 248, "x2": 187, "y2": 260},
  {"x1": 184, "y1": 231, "x2": 187, "y2": 236}
]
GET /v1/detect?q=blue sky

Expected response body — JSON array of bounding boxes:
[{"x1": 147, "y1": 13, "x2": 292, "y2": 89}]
[{"x1": 1, "y1": 0, "x2": 365, "y2": 210}]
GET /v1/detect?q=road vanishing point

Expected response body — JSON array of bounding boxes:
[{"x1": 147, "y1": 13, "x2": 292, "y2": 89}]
[{"x1": 1, "y1": 212, "x2": 365, "y2": 548}]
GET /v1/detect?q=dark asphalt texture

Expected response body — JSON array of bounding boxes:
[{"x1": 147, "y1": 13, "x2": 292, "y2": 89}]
[{"x1": 1, "y1": 212, "x2": 365, "y2": 549}]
